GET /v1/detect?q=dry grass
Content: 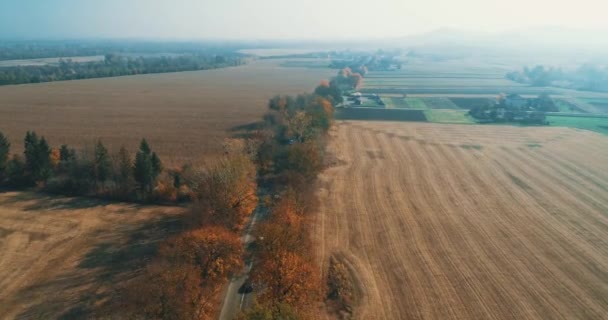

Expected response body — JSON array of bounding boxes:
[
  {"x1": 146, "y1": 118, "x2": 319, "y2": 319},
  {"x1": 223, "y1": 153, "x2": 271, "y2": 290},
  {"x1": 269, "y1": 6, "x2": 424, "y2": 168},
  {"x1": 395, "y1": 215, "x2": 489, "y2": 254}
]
[
  {"x1": 0, "y1": 191, "x2": 186, "y2": 319},
  {"x1": 0, "y1": 59, "x2": 334, "y2": 165},
  {"x1": 314, "y1": 121, "x2": 608, "y2": 319}
]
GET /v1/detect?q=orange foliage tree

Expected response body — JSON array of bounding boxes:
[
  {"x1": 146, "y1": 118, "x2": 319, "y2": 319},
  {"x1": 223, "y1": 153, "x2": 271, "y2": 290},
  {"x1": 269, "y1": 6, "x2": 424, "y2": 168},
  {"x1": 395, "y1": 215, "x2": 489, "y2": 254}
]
[
  {"x1": 158, "y1": 226, "x2": 244, "y2": 286},
  {"x1": 190, "y1": 154, "x2": 258, "y2": 231},
  {"x1": 250, "y1": 249, "x2": 321, "y2": 309},
  {"x1": 117, "y1": 226, "x2": 244, "y2": 320},
  {"x1": 49, "y1": 148, "x2": 60, "y2": 169},
  {"x1": 119, "y1": 261, "x2": 212, "y2": 320}
]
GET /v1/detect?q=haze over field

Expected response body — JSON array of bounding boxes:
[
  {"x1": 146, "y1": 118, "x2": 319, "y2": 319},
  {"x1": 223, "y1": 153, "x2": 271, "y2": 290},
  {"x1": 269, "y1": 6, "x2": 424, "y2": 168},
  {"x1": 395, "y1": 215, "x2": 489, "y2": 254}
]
[
  {"x1": 1, "y1": 0, "x2": 607, "y2": 42},
  {"x1": 1, "y1": 1, "x2": 608, "y2": 320}
]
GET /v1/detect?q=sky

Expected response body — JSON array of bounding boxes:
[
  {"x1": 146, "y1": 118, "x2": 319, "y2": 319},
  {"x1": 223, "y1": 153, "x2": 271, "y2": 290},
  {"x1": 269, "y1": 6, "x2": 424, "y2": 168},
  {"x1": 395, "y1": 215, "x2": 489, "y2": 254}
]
[{"x1": 0, "y1": 0, "x2": 606, "y2": 40}]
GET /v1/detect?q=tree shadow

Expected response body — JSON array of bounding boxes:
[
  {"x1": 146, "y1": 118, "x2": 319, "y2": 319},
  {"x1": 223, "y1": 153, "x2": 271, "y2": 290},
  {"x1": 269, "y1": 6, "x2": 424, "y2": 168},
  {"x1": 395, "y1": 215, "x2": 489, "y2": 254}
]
[
  {"x1": 0, "y1": 191, "x2": 42, "y2": 206},
  {"x1": 229, "y1": 121, "x2": 267, "y2": 139},
  {"x1": 14, "y1": 214, "x2": 185, "y2": 319},
  {"x1": 229, "y1": 121, "x2": 266, "y2": 133}
]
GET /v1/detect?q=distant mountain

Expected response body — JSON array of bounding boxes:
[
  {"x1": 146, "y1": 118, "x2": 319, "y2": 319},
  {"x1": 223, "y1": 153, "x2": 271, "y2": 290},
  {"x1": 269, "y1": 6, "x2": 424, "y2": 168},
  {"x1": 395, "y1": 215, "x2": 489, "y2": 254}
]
[{"x1": 389, "y1": 27, "x2": 608, "y2": 58}]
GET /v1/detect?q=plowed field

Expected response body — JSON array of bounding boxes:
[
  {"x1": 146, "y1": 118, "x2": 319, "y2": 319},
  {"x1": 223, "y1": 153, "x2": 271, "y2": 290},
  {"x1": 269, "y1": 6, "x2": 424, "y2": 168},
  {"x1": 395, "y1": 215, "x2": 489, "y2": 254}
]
[{"x1": 314, "y1": 121, "x2": 608, "y2": 319}]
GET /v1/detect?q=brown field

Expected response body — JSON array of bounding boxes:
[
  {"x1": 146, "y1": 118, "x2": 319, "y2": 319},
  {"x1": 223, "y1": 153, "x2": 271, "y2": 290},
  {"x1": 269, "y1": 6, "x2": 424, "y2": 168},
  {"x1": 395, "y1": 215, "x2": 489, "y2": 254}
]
[
  {"x1": 0, "y1": 191, "x2": 186, "y2": 319},
  {"x1": 314, "y1": 121, "x2": 608, "y2": 319},
  {"x1": 0, "y1": 59, "x2": 334, "y2": 165}
]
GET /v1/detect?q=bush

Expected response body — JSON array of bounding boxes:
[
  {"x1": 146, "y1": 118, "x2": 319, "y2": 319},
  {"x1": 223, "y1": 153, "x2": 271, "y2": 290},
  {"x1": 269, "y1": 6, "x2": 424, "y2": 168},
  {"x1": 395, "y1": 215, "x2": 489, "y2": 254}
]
[{"x1": 327, "y1": 256, "x2": 356, "y2": 315}]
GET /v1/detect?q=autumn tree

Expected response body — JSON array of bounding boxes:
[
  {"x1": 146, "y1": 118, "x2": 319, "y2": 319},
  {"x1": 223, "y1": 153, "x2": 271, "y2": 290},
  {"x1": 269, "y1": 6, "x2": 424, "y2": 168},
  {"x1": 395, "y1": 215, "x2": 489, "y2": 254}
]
[
  {"x1": 314, "y1": 80, "x2": 342, "y2": 104},
  {"x1": 49, "y1": 148, "x2": 60, "y2": 170},
  {"x1": 250, "y1": 249, "x2": 321, "y2": 309},
  {"x1": 241, "y1": 302, "x2": 302, "y2": 320},
  {"x1": 255, "y1": 194, "x2": 309, "y2": 259},
  {"x1": 307, "y1": 97, "x2": 333, "y2": 131},
  {"x1": 158, "y1": 226, "x2": 244, "y2": 286},
  {"x1": 0, "y1": 132, "x2": 9, "y2": 179},
  {"x1": 190, "y1": 154, "x2": 258, "y2": 231},
  {"x1": 274, "y1": 141, "x2": 323, "y2": 185},
  {"x1": 119, "y1": 260, "x2": 213, "y2": 320}
]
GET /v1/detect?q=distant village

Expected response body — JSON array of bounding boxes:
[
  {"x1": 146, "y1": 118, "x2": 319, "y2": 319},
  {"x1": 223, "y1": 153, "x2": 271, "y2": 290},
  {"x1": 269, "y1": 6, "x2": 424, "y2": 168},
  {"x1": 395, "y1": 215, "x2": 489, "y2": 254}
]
[{"x1": 469, "y1": 93, "x2": 556, "y2": 124}]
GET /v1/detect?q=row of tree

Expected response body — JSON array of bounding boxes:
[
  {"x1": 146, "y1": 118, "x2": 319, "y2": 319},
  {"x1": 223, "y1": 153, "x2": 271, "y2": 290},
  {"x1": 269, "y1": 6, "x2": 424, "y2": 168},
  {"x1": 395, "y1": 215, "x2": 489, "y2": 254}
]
[
  {"x1": 105, "y1": 140, "x2": 259, "y2": 319},
  {"x1": 506, "y1": 64, "x2": 608, "y2": 92},
  {"x1": 0, "y1": 40, "x2": 244, "y2": 61},
  {"x1": 0, "y1": 53, "x2": 245, "y2": 86},
  {"x1": 0, "y1": 131, "x2": 169, "y2": 202},
  {"x1": 240, "y1": 79, "x2": 344, "y2": 318},
  {"x1": 0, "y1": 76, "x2": 342, "y2": 319}
]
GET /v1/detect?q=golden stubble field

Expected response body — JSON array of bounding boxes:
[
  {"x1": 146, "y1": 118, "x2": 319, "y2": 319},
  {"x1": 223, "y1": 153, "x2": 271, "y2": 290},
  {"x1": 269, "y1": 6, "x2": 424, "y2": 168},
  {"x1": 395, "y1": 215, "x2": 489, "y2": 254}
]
[
  {"x1": 0, "y1": 192, "x2": 186, "y2": 319},
  {"x1": 314, "y1": 121, "x2": 608, "y2": 319},
  {"x1": 0, "y1": 59, "x2": 334, "y2": 165}
]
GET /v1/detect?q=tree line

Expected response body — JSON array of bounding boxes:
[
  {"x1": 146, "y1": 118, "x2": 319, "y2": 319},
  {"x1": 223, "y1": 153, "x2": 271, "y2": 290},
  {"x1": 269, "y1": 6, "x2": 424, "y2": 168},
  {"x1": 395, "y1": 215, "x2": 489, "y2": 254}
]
[
  {"x1": 0, "y1": 53, "x2": 245, "y2": 86},
  {"x1": 0, "y1": 68, "x2": 354, "y2": 318},
  {"x1": 0, "y1": 40, "x2": 247, "y2": 61},
  {"x1": 240, "y1": 73, "x2": 357, "y2": 318},
  {"x1": 0, "y1": 131, "x2": 175, "y2": 202},
  {"x1": 506, "y1": 64, "x2": 608, "y2": 92},
  {"x1": 109, "y1": 75, "x2": 341, "y2": 318}
]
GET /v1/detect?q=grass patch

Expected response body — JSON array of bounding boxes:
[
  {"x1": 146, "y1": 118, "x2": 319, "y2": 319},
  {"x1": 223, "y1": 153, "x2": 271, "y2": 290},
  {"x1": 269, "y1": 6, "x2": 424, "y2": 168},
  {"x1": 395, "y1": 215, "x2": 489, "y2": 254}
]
[
  {"x1": 547, "y1": 115, "x2": 608, "y2": 135},
  {"x1": 404, "y1": 98, "x2": 427, "y2": 109},
  {"x1": 380, "y1": 96, "x2": 429, "y2": 109},
  {"x1": 424, "y1": 109, "x2": 475, "y2": 124},
  {"x1": 527, "y1": 143, "x2": 542, "y2": 148},
  {"x1": 421, "y1": 97, "x2": 461, "y2": 109}
]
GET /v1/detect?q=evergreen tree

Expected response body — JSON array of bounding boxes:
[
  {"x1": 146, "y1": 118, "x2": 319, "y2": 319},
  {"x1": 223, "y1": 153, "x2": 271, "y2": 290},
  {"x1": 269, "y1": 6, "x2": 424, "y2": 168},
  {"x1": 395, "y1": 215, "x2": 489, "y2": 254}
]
[
  {"x1": 133, "y1": 139, "x2": 161, "y2": 195},
  {"x1": 0, "y1": 132, "x2": 9, "y2": 178},
  {"x1": 115, "y1": 146, "x2": 134, "y2": 196},
  {"x1": 36, "y1": 137, "x2": 52, "y2": 183},
  {"x1": 24, "y1": 131, "x2": 39, "y2": 175},
  {"x1": 59, "y1": 144, "x2": 76, "y2": 162},
  {"x1": 94, "y1": 141, "x2": 112, "y2": 185},
  {"x1": 24, "y1": 132, "x2": 51, "y2": 183},
  {"x1": 151, "y1": 152, "x2": 162, "y2": 178}
]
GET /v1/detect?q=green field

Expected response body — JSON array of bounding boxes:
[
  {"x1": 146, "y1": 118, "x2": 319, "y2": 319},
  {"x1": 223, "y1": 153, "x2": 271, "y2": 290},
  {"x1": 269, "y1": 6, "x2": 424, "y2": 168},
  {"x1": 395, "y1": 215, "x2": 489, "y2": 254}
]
[
  {"x1": 356, "y1": 57, "x2": 608, "y2": 134},
  {"x1": 547, "y1": 116, "x2": 608, "y2": 135},
  {"x1": 424, "y1": 109, "x2": 475, "y2": 124}
]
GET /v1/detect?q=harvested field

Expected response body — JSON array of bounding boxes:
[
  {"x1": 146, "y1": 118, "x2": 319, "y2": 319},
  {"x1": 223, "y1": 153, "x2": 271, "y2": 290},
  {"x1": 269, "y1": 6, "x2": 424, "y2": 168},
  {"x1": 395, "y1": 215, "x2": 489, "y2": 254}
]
[
  {"x1": 0, "y1": 191, "x2": 186, "y2": 319},
  {"x1": 0, "y1": 59, "x2": 334, "y2": 165},
  {"x1": 314, "y1": 121, "x2": 608, "y2": 319}
]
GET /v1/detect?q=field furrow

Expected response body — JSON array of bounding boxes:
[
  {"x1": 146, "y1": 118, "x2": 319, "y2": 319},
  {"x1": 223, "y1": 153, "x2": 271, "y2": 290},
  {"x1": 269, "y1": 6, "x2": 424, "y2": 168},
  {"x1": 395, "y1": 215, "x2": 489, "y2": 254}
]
[{"x1": 314, "y1": 121, "x2": 608, "y2": 320}]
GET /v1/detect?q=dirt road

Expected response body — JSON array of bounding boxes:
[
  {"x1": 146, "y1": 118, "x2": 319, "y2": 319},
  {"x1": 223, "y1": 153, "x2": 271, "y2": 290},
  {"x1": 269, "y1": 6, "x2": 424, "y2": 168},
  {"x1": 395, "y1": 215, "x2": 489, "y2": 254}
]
[{"x1": 314, "y1": 121, "x2": 608, "y2": 319}]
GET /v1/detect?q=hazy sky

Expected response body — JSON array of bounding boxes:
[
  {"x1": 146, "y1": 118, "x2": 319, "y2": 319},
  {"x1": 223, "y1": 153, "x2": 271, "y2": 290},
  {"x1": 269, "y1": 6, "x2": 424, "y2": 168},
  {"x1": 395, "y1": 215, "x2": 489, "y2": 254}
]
[{"x1": 1, "y1": 0, "x2": 606, "y2": 40}]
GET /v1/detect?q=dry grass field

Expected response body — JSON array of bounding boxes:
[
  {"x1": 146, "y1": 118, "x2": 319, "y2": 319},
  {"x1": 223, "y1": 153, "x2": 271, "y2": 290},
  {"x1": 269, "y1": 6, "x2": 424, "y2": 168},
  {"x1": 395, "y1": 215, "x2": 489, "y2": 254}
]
[
  {"x1": 314, "y1": 121, "x2": 608, "y2": 319},
  {"x1": 0, "y1": 192, "x2": 186, "y2": 319},
  {"x1": 0, "y1": 59, "x2": 334, "y2": 165}
]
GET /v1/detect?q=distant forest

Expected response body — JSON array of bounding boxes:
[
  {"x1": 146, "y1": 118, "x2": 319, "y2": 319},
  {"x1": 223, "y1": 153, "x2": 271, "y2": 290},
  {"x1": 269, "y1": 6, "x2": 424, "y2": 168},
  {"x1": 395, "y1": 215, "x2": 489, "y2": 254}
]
[
  {"x1": 0, "y1": 40, "x2": 248, "y2": 60},
  {"x1": 506, "y1": 65, "x2": 608, "y2": 92},
  {"x1": 0, "y1": 53, "x2": 245, "y2": 85},
  {"x1": 0, "y1": 41, "x2": 248, "y2": 85}
]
